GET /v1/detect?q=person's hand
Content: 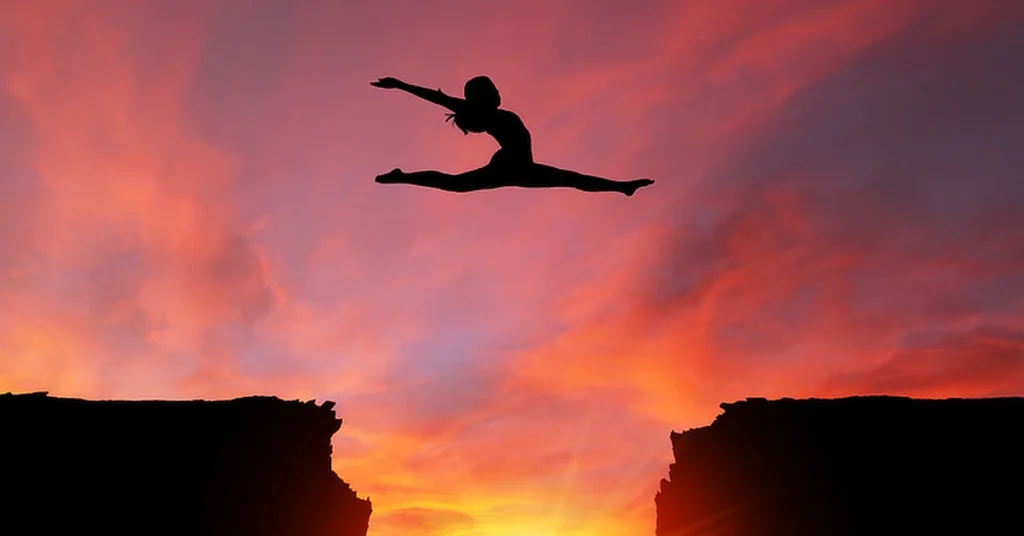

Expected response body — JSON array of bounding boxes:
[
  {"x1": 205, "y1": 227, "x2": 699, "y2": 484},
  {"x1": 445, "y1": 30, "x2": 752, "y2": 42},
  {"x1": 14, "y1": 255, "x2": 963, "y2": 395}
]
[{"x1": 370, "y1": 77, "x2": 403, "y2": 89}]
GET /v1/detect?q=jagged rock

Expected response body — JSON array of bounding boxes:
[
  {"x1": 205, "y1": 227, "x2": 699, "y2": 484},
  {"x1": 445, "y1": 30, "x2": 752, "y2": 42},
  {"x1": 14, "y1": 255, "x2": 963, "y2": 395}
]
[
  {"x1": 655, "y1": 396, "x2": 1024, "y2": 536},
  {"x1": 0, "y1": 392, "x2": 371, "y2": 536}
]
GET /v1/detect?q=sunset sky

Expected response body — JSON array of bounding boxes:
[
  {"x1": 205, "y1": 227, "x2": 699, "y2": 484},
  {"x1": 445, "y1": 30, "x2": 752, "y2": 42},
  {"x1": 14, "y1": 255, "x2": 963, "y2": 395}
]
[{"x1": 2, "y1": 0, "x2": 1023, "y2": 534}]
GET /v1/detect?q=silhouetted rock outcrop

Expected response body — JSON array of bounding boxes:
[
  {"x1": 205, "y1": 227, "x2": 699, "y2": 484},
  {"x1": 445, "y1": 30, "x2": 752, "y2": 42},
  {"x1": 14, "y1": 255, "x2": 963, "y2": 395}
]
[
  {"x1": 655, "y1": 396, "x2": 1024, "y2": 536},
  {"x1": 0, "y1": 392, "x2": 371, "y2": 536}
]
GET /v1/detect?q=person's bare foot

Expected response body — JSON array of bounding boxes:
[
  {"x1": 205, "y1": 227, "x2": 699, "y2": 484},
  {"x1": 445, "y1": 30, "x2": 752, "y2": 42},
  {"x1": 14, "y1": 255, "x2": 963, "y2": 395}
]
[
  {"x1": 623, "y1": 178, "x2": 654, "y2": 196},
  {"x1": 375, "y1": 168, "x2": 404, "y2": 183}
]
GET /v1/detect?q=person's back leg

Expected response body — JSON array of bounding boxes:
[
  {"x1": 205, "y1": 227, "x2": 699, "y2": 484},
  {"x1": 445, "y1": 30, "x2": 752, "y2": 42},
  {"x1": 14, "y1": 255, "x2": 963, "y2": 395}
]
[{"x1": 525, "y1": 163, "x2": 654, "y2": 196}]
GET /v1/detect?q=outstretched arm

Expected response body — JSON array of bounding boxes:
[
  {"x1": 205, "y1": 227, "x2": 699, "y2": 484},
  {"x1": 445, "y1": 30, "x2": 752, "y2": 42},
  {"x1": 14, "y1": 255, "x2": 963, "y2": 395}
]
[{"x1": 371, "y1": 77, "x2": 464, "y2": 112}]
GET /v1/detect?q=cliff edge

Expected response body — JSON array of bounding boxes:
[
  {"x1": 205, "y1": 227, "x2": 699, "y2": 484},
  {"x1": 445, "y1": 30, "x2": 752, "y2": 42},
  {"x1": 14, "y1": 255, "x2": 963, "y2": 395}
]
[
  {"x1": 655, "y1": 396, "x2": 1024, "y2": 536},
  {"x1": 0, "y1": 392, "x2": 372, "y2": 536}
]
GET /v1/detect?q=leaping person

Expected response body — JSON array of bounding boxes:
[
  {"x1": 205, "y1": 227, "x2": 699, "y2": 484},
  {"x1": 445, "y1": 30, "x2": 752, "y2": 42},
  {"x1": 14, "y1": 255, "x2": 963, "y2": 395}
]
[{"x1": 371, "y1": 75, "x2": 655, "y2": 196}]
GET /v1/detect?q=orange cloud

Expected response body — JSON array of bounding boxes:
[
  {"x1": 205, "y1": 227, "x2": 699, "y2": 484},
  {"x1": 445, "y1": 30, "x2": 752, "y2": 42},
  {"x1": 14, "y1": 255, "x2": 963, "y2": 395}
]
[{"x1": 375, "y1": 507, "x2": 475, "y2": 536}]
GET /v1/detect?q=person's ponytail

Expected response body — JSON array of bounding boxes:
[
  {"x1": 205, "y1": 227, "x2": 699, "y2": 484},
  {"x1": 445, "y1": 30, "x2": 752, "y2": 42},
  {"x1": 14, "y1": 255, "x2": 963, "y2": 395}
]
[
  {"x1": 443, "y1": 75, "x2": 501, "y2": 135},
  {"x1": 445, "y1": 111, "x2": 486, "y2": 135}
]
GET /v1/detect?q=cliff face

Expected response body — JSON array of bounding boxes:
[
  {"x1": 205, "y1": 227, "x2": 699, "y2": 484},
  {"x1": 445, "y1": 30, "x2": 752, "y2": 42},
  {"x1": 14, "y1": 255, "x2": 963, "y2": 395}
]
[
  {"x1": 0, "y1": 392, "x2": 371, "y2": 536},
  {"x1": 655, "y1": 396, "x2": 1024, "y2": 536}
]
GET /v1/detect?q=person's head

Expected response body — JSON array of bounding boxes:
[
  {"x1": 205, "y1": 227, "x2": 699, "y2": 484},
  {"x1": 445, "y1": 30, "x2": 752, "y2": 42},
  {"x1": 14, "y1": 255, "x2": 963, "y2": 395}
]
[
  {"x1": 463, "y1": 75, "x2": 501, "y2": 109},
  {"x1": 447, "y1": 76, "x2": 500, "y2": 134}
]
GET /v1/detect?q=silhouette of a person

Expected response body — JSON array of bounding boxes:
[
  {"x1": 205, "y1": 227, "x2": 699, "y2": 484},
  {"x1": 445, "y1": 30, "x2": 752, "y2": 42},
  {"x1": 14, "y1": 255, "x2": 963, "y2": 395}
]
[{"x1": 371, "y1": 76, "x2": 655, "y2": 196}]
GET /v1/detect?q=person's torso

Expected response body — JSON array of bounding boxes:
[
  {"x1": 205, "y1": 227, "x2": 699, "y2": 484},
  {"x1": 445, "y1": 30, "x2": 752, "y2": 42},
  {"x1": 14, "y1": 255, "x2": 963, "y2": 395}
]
[{"x1": 484, "y1": 109, "x2": 532, "y2": 156}]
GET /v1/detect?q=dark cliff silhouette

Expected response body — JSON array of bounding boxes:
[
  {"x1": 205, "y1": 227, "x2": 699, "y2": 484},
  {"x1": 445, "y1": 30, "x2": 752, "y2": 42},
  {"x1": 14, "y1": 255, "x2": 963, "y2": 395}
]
[
  {"x1": 0, "y1": 392, "x2": 372, "y2": 536},
  {"x1": 371, "y1": 75, "x2": 655, "y2": 196},
  {"x1": 655, "y1": 396, "x2": 1024, "y2": 536}
]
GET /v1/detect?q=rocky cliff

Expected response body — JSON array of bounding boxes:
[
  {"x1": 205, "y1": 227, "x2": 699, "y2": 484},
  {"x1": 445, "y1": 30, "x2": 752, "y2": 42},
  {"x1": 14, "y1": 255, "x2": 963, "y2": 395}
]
[
  {"x1": 655, "y1": 396, "x2": 1024, "y2": 536},
  {"x1": 0, "y1": 392, "x2": 371, "y2": 536}
]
